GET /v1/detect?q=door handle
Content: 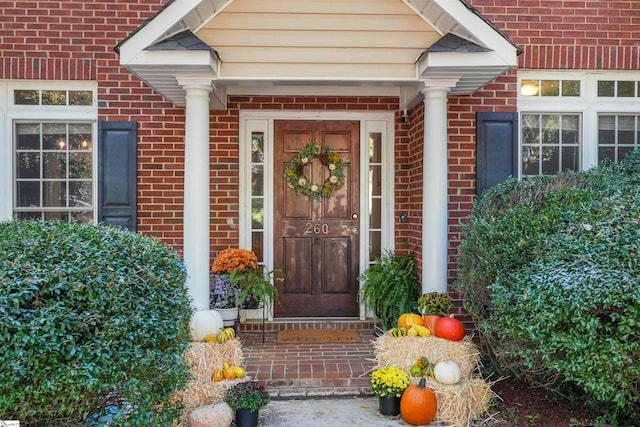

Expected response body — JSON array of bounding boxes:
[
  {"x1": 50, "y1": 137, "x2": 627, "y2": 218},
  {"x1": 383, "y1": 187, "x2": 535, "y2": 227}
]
[
  {"x1": 351, "y1": 213, "x2": 358, "y2": 220},
  {"x1": 351, "y1": 227, "x2": 359, "y2": 235}
]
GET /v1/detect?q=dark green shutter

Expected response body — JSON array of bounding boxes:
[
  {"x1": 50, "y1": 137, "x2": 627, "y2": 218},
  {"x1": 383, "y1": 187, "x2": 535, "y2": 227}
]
[
  {"x1": 476, "y1": 112, "x2": 518, "y2": 196},
  {"x1": 98, "y1": 121, "x2": 137, "y2": 231}
]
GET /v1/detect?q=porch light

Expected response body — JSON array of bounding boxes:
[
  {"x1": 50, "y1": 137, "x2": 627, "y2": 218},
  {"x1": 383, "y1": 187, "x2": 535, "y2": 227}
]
[{"x1": 520, "y1": 80, "x2": 539, "y2": 96}]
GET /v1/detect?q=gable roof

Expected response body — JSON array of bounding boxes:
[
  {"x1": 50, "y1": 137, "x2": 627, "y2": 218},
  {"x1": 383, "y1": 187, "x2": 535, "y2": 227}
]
[{"x1": 117, "y1": 0, "x2": 520, "y2": 108}]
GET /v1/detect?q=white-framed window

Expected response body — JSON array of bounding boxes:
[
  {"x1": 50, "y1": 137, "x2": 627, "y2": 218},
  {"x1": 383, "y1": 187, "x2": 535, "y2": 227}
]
[
  {"x1": 1, "y1": 81, "x2": 98, "y2": 222},
  {"x1": 518, "y1": 71, "x2": 640, "y2": 176}
]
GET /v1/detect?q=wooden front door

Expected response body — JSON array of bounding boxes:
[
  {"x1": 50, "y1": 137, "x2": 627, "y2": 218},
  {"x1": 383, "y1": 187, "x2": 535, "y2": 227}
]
[{"x1": 274, "y1": 120, "x2": 360, "y2": 317}]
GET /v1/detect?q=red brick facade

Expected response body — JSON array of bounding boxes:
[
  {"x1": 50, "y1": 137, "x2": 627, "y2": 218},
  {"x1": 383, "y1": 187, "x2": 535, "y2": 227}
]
[{"x1": 1, "y1": 0, "x2": 637, "y2": 291}]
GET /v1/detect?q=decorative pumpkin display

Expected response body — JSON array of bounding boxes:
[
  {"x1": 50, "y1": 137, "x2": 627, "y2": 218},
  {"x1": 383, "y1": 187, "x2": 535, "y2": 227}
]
[
  {"x1": 433, "y1": 361, "x2": 462, "y2": 385},
  {"x1": 203, "y1": 333, "x2": 218, "y2": 343},
  {"x1": 388, "y1": 327, "x2": 407, "y2": 337},
  {"x1": 398, "y1": 313, "x2": 423, "y2": 329},
  {"x1": 212, "y1": 369, "x2": 224, "y2": 382},
  {"x1": 434, "y1": 314, "x2": 465, "y2": 341},
  {"x1": 223, "y1": 362, "x2": 235, "y2": 380},
  {"x1": 410, "y1": 364, "x2": 424, "y2": 377},
  {"x1": 217, "y1": 327, "x2": 236, "y2": 344},
  {"x1": 189, "y1": 309, "x2": 223, "y2": 342},
  {"x1": 417, "y1": 356, "x2": 435, "y2": 377},
  {"x1": 230, "y1": 366, "x2": 246, "y2": 378},
  {"x1": 408, "y1": 324, "x2": 431, "y2": 337},
  {"x1": 400, "y1": 377, "x2": 437, "y2": 425}
]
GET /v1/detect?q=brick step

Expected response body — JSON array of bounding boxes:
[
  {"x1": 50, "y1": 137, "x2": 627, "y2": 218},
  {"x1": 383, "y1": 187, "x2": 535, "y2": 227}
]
[{"x1": 238, "y1": 318, "x2": 380, "y2": 333}]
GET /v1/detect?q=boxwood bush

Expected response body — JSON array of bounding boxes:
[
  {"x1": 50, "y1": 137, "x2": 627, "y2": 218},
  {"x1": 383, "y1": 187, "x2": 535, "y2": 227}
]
[
  {"x1": 455, "y1": 151, "x2": 640, "y2": 422},
  {"x1": 0, "y1": 220, "x2": 193, "y2": 426}
]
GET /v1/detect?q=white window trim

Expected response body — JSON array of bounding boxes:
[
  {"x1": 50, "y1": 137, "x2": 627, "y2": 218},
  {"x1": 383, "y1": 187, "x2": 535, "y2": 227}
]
[
  {"x1": 238, "y1": 110, "x2": 395, "y2": 320},
  {"x1": 518, "y1": 70, "x2": 640, "y2": 175},
  {"x1": 1, "y1": 80, "x2": 98, "y2": 222}
]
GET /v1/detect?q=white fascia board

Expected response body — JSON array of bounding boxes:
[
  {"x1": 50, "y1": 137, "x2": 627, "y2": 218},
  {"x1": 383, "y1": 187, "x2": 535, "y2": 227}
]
[
  {"x1": 119, "y1": 0, "x2": 209, "y2": 65},
  {"x1": 429, "y1": 0, "x2": 518, "y2": 65},
  {"x1": 126, "y1": 50, "x2": 219, "y2": 73},
  {"x1": 418, "y1": 50, "x2": 511, "y2": 74}
]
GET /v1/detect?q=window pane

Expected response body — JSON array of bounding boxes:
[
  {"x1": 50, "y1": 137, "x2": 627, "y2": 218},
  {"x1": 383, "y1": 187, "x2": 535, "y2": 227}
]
[
  {"x1": 370, "y1": 198, "x2": 381, "y2": 229},
  {"x1": 541, "y1": 147, "x2": 560, "y2": 174},
  {"x1": 520, "y1": 80, "x2": 539, "y2": 96},
  {"x1": 16, "y1": 152, "x2": 40, "y2": 178},
  {"x1": 43, "y1": 181, "x2": 67, "y2": 207},
  {"x1": 522, "y1": 146, "x2": 539, "y2": 175},
  {"x1": 561, "y1": 115, "x2": 580, "y2": 144},
  {"x1": 598, "y1": 146, "x2": 615, "y2": 163},
  {"x1": 45, "y1": 211, "x2": 70, "y2": 221},
  {"x1": 598, "y1": 116, "x2": 615, "y2": 144},
  {"x1": 16, "y1": 123, "x2": 40, "y2": 149},
  {"x1": 16, "y1": 181, "x2": 40, "y2": 207},
  {"x1": 69, "y1": 91, "x2": 93, "y2": 106},
  {"x1": 43, "y1": 123, "x2": 67, "y2": 150},
  {"x1": 369, "y1": 231, "x2": 381, "y2": 260},
  {"x1": 369, "y1": 133, "x2": 382, "y2": 162},
  {"x1": 42, "y1": 90, "x2": 67, "y2": 105},
  {"x1": 251, "y1": 133, "x2": 264, "y2": 163},
  {"x1": 521, "y1": 115, "x2": 540, "y2": 144},
  {"x1": 251, "y1": 164, "x2": 264, "y2": 196},
  {"x1": 251, "y1": 232, "x2": 264, "y2": 261},
  {"x1": 71, "y1": 210, "x2": 93, "y2": 224},
  {"x1": 618, "y1": 116, "x2": 635, "y2": 145},
  {"x1": 14, "y1": 90, "x2": 39, "y2": 105},
  {"x1": 598, "y1": 81, "x2": 615, "y2": 97},
  {"x1": 541, "y1": 80, "x2": 559, "y2": 96},
  {"x1": 251, "y1": 198, "x2": 264, "y2": 229},
  {"x1": 562, "y1": 147, "x2": 579, "y2": 171},
  {"x1": 562, "y1": 80, "x2": 580, "y2": 96},
  {"x1": 69, "y1": 124, "x2": 92, "y2": 150},
  {"x1": 541, "y1": 115, "x2": 560, "y2": 144},
  {"x1": 69, "y1": 153, "x2": 92, "y2": 179},
  {"x1": 618, "y1": 146, "x2": 636, "y2": 161},
  {"x1": 370, "y1": 165, "x2": 381, "y2": 196},
  {"x1": 43, "y1": 153, "x2": 67, "y2": 179},
  {"x1": 617, "y1": 81, "x2": 635, "y2": 97},
  {"x1": 17, "y1": 212, "x2": 42, "y2": 220},
  {"x1": 69, "y1": 181, "x2": 92, "y2": 207}
]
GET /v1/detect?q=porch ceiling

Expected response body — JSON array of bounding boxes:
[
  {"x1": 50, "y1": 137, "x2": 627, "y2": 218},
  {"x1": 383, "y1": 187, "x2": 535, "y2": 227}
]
[{"x1": 117, "y1": 0, "x2": 519, "y2": 109}]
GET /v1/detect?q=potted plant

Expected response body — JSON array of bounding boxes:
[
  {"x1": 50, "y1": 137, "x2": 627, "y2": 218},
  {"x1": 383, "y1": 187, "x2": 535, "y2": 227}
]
[
  {"x1": 224, "y1": 380, "x2": 271, "y2": 427},
  {"x1": 417, "y1": 291, "x2": 453, "y2": 334},
  {"x1": 212, "y1": 248, "x2": 280, "y2": 310},
  {"x1": 371, "y1": 366, "x2": 410, "y2": 416},
  {"x1": 358, "y1": 250, "x2": 421, "y2": 330}
]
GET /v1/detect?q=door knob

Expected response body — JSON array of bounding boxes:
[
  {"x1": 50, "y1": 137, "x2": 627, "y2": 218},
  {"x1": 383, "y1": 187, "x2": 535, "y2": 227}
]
[
  {"x1": 352, "y1": 213, "x2": 358, "y2": 220},
  {"x1": 351, "y1": 228, "x2": 359, "y2": 235}
]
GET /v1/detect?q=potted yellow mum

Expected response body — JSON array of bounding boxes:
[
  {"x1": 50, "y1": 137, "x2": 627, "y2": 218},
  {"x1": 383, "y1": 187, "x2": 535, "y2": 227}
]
[{"x1": 371, "y1": 366, "x2": 410, "y2": 416}]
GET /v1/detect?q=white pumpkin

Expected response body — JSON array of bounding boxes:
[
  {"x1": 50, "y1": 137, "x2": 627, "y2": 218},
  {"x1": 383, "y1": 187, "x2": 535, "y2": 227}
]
[
  {"x1": 189, "y1": 310, "x2": 223, "y2": 342},
  {"x1": 433, "y1": 361, "x2": 462, "y2": 385}
]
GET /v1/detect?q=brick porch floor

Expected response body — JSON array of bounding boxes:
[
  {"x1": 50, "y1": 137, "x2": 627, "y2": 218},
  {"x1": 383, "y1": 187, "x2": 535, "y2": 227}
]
[{"x1": 237, "y1": 319, "x2": 379, "y2": 398}]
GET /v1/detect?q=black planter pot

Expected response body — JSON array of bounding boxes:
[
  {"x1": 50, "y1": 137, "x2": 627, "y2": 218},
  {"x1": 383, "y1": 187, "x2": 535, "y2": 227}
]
[
  {"x1": 378, "y1": 395, "x2": 401, "y2": 416},
  {"x1": 235, "y1": 408, "x2": 259, "y2": 427}
]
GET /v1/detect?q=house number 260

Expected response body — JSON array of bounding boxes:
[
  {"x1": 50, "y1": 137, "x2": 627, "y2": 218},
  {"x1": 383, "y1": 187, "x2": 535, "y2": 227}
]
[{"x1": 305, "y1": 223, "x2": 329, "y2": 234}]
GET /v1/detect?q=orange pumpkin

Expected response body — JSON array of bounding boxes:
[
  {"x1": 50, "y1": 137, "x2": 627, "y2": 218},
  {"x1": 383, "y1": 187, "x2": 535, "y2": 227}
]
[
  {"x1": 434, "y1": 314, "x2": 465, "y2": 341},
  {"x1": 398, "y1": 313, "x2": 423, "y2": 329},
  {"x1": 400, "y1": 377, "x2": 437, "y2": 425},
  {"x1": 223, "y1": 362, "x2": 235, "y2": 380}
]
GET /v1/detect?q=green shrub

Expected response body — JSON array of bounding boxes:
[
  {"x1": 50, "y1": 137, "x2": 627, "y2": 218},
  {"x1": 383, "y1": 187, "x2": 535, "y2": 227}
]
[
  {"x1": 359, "y1": 250, "x2": 421, "y2": 330},
  {"x1": 0, "y1": 220, "x2": 193, "y2": 426},
  {"x1": 455, "y1": 151, "x2": 640, "y2": 421}
]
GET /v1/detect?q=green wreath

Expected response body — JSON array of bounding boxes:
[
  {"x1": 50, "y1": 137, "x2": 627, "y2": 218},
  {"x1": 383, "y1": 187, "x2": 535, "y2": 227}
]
[{"x1": 284, "y1": 141, "x2": 345, "y2": 198}]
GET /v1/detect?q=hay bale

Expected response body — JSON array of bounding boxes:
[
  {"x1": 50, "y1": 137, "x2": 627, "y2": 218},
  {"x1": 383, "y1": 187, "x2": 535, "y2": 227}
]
[
  {"x1": 373, "y1": 335, "x2": 494, "y2": 426},
  {"x1": 373, "y1": 335, "x2": 480, "y2": 377},
  {"x1": 172, "y1": 339, "x2": 246, "y2": 426},
  {"x1": 409, "y1": 377, "x2": 494, "y2": 427}
]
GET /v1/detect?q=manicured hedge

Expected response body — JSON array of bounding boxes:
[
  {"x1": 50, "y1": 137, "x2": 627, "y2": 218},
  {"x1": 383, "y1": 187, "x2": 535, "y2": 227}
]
[
  {"x1": 0, "y1": 220, "x2": 193, "y2": 426},
  {"x1": 456, "y1": 151, "x2": 640, "y2": 422}
]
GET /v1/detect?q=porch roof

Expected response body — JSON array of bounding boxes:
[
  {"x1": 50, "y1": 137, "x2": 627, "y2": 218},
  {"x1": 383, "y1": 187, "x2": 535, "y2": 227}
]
[{"x1": 116, "y1": 0, "x2": 520, "y2": 109}]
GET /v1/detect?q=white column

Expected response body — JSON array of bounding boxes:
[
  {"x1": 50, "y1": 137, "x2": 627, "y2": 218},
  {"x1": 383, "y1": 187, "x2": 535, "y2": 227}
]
[
  {"x1": 421, "y1": 80, "x2": 457, "y2": 294},
  {"x1": 178, "y1": 77, "x2": 213, "y2": 310}
]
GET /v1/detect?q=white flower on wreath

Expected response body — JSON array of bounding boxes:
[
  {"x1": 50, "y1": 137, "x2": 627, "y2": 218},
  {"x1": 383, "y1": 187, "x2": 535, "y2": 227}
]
[
  {"x1": 328, "y1": 163, "x2": 336, "y2": 171},
  {"x1": 329, "y1": 175, "x2": 339, "y2": 184},
  {"x1": 301, "y1": 157, "x2": 309, "y2": 164},
  {"x1": 310, "y1": 185, "x2": 319, "y2": 192},
  {"x1": 298, "y1": 178, "x2": 307, "y2": 186}
]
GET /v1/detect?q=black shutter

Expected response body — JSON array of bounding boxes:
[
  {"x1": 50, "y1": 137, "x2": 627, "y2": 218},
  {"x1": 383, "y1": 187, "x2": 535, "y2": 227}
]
[
  {"x1": 98, "y1": 121, "x2": 137, "y2": 231},
  {"x1": 476, "y1": 112, "x2": 518, "y2": 196}
]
